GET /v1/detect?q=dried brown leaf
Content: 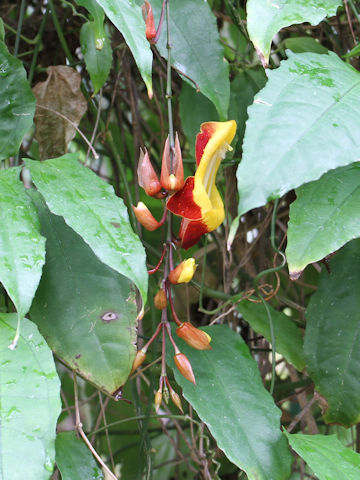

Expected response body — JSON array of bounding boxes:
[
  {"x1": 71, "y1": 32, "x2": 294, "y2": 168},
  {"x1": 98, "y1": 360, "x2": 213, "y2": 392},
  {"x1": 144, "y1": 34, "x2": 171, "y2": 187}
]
[{"x1": 32, "y1": 66, "x2": 87, "y2": 159}]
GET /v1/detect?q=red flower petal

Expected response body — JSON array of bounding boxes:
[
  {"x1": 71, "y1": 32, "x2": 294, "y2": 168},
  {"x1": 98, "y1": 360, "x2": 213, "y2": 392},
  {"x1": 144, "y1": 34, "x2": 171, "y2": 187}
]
[
  {"x1": 166, "y1": 177, "x2": 202, "y2": 220},
  {"x1": 179, "y1": 218, "x2": 208, "y2": 250},
  {"x1": 195, "y1": 123, "x2": 216, "y2": 166}
]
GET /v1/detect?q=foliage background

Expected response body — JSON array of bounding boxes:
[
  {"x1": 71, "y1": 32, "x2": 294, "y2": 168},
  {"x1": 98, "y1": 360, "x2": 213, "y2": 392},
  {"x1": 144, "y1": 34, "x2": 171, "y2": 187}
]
[{"x1": 1, "y1": 0, "x2": 360, "y2": 479}]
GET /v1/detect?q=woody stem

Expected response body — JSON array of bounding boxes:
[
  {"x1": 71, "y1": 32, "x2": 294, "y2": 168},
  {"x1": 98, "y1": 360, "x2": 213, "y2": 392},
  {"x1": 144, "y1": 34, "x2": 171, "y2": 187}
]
[{"x1": 165, "y1": 0, "x2": 175, "y2": 173}]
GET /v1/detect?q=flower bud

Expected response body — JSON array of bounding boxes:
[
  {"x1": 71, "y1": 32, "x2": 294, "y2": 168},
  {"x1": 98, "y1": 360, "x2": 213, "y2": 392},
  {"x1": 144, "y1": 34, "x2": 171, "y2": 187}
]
[
  {"x1": 130, "y1": 349, "x2": 147, "y2": 374},
  {"x1": 174, "y1": 352, "x2": 196, "y2": 384},
  {"x1": 160, "y1": 133, "x2": 184, "y2": 193},
  {"x1": 169, "y1": 258, "x2": 197, "y2": 284},
  {"x1": 154, "y1": 289, "x2": 167, "y2": 310},
  {"x1": 170, "y1": 388, "x2": 183, "y2": 413},
  {"x1": 137, "y1": 148, "x2": 162, "y2": 197},
  {"x1": 176, "y1": 322, "x2": 212, "y2": 350},
  {"x1": 154, "y1": 389, "x2": 162, "y2": 412},
  {"x1": 132, "y1": 202, "x2": 160, "y2": 231},
  {"x1": 142, "y1": 1, "x2": 157, "y2": 43}
]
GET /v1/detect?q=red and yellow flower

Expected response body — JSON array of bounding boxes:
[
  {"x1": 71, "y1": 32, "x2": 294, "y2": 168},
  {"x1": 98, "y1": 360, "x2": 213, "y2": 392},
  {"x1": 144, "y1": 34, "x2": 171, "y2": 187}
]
[{"x1": 167, "y1": 121, "x2": 237, "y2": 249}]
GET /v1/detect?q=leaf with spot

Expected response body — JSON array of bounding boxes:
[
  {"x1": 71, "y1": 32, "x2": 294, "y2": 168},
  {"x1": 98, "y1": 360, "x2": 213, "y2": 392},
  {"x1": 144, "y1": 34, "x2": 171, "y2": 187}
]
[
  {"x1": 0, "y1": 38, "x2": 35, "y2": 160},
  {"x1": 0, "y1": 167, "x2": 45, "y2": 324},
  {"x1": 29, "y1": 192, "x2": 138, "y2": 395},
  {"x1": 77, "y1": 0, "x2": 112, "y2": 95},
  {"x1": 304, "y1": 239, "x2": 360, "y2": 426},
  {"x1": 167, "y1": 325, "x2": 292, "y2": 480},
  {"x1": 286, "y1": 163, "x2": 360, "y2": 279},
  {"x1": 237, "y1": 51, "x2": 360, "y2": 215},
  {"x1": 247, "y1": 0, "x2": 341, "y2": 63},
  {"x1": 25, "y1": 154, "x2": 147, "y2": 305},
  {"x1": 0, "y1": 313, "x2": 61, "y2": 479}
]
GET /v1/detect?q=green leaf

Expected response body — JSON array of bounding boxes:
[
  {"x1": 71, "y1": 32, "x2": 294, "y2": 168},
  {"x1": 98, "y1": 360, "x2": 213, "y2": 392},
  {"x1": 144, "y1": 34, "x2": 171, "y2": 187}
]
[
  {"x1": 78, "y1": 0, "x2": 112, "y2": 95},
  {"x1": 304, "y1": 239, "x2": 360, "y2": 426},
  {"x1": 237, "y1": 51, "x2": 360, "y2": 215},
  {"x1": 0, "y1": 313, "x2": 61, "y2": 479},
  {"x1": 25, "y1": 154, "x2": 147, "y2": 305},
  {"x1": 94, "y1": 0, "x2": 153, "y2": 97},
  {"x1": 284, "y1": 432, "x2": 360, "y2": 480},
  {"x1": 55, "y1": 432, "x2": 104, "y2": 479},
  {"x1": 228, "y1": 67, "x2": 267, "y2": 151},
  {"x1": 284, "y1": 37, "x2": 328, "y2": 54},
  {"x1": 0, "y1": 167, "x2": 45, "y2": 320},
  {"x1": 0, "y1": 39, "x2": 36, "y2": 160},
  {"x1": 237, "y1": 301, "x2": 305, "y2": 371},
  {"x1": 179, "y1": 82, "x2": 218, "y2": 156},
  {"x1": 286, "y1": 163, "x2": 360, "y2": 279},
  {"x1": 152, "y1": 0, "x2": 230, "y2": 120},
  {"x1": 168, "y1": 325, "x2": 292, "y2": 480},
  {"x1": 247, "y1": 0, "x2": 341, "y2": 62},
  {"x1": 29, "y1": 192, "x2": 138, "y2": 395}
]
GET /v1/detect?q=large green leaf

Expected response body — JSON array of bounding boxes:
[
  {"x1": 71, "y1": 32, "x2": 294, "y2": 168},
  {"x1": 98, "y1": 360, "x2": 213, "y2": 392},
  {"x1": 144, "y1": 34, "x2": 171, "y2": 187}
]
[
  {"x1": 286, "y1": 163, "x2": 360, "y2": 279},
  {"x1": 237, "y1": 51, "x2": 360, "y2": 216},
  {"x1": 304, "y1": 239, "x2": 360, "y2": 426},
  {"x1": 0, "y1": 167, "x2": 45, "y2": 320},
  {"x1": 77, "y1": 0, "x2": 113, "y2": 95},
  {"x1": 25, "y1": 154, "x2": 147, "y2": 304},
  {"x1": 285, "y1": 432, "x2": 360, "y2": 480},
  {"x1": 55, "y1": 432, "x2": 104, "y2": 479},
  {"x1": 168, "y1": 325, "x2": 292, "y2": 480},
  {"x1": 237, "y1": 301, "x2": 305, "y2": 371},
  {"x1": 247, "y1": 0, "x2": 341, "y2": 63},
  {"x1": 94, "y1": 0, "x2": 153, "y2": 96},
  {"x1": 0, "y1": 39, "x2": 35, "y2": 160},
  {"x1": 29, "y1": 192, "x2": 138, "y2": 395},
  {"x1": 0, "y1": 313, "x2": 61, "y2": 479},
  {"x1": 152, "y1": 0, "x2": 230, "y2": 120}
]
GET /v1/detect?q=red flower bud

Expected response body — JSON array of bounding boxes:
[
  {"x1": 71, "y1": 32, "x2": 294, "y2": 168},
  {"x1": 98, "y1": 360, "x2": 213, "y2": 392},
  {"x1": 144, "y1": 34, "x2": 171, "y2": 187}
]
[
  {"x1": 160, "y1": 133, "x2": 184, "y2": 193},
  {"x1": 130, "y1": 349, "x2": 147, "y2": 374},
  {"x1": 169, "y1": 258, "x2": 197, "y2": 284},
  {"x1": 142, "y1": 1, "x2": 157, "y2": 43},
  {"x1": 174, "y1": 352, "x2": 196, "y2": 384},
  {"x1": 132, "y1": 202, "x2": 160, "y2": 231},
  {"x1": 154, "y1": 289, "x2": 167, "y2": 310},
  {"x1": 169, "y1": 388, "x2": 183, "y2": 413},
  {"x1": 176, "y1": 322, "x2": 212, "y2": 350},
  {"x1": 137, "y1": 148, "x2": 162, "y2": 197}
]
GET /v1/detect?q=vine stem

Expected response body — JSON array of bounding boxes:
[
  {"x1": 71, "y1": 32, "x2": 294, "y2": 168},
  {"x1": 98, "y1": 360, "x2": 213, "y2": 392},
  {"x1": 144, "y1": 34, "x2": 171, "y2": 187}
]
[
  {"x1": 165, "y1": 0, "x2": 175, "y2": 172},
  {"x1": 73, "y1": 373, "x2": 118, "y2": 480}
]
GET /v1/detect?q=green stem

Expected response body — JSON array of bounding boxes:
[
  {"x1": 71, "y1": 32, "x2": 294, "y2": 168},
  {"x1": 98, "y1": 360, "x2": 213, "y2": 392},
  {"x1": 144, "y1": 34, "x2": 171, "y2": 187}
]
[
  {"x1": 14, "y1": 0, "x2": 27, "y2": 56},
  {"x1": 165, "y1": 0, "x2": 175, "y2": 171},
  {"x1": 49, "y1": 0, "x2": 74, "y2": 62},
  {"x1": 29, "y1": 6, "x2": 49, "y2": 85},
  {"x1": 348, "y1": 0, "x2": 360, "y2": 26}
]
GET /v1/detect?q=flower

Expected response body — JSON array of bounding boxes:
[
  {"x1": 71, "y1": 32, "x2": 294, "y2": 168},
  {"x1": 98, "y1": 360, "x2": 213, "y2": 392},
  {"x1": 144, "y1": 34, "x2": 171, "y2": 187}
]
[
  {"x1": 130, "y1": 349, "x2": 147, "y2": 374},
  {"x1": 137, "y1": 147, "x2": 162, "y2": 197},
  {"x1": 167, "y1": 121, "x2": 237, "y2": 249},
  {"x1": 132, "y1": 202, "x2": 161, "y2": 231},
  {"x1": 169, "y1": 258, "x2": 197, "y2": 284},
  {"x1": 143, "y1": 1, "x2": 157, "y2": 43},
  {"x1": 176, "y1": 322, "x2": 212, "y2": 350},
  {"x1": 174, "y1": 352, "x2": 196, "y2": 384},
  {"x1": 160, "y1": 132, "x2": 184, "y2": 193}
]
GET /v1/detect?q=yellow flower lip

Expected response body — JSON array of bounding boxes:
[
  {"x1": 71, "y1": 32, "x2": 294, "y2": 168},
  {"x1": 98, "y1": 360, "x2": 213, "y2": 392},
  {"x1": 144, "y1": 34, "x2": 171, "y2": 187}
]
[{"x1": 169, "y1": 258, "x2": 197, "y2": 284}]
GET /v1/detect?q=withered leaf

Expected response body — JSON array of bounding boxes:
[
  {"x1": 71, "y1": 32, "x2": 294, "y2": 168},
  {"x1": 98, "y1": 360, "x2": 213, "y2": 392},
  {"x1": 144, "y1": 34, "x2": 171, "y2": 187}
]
[{"x1": 32, "y1": 66, "x2": 87, "y2": 160}]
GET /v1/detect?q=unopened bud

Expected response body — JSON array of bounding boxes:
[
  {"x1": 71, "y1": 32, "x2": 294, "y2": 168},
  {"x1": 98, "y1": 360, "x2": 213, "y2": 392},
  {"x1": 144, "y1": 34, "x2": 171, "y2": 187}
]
[
  {"x1": 160, "y1": 133, "x2": 184, "y2": 192},
  {"x1": 142, "y1": 1, "x2": 157, "y2": 43},
  {"x1": 169, "y1": 258, "x2": 197, "y2": 284},
  {"x1": 132, "y1": 202, "x2": 160, "y2": 231},
  {"x1": 174, "y1": 352, "x2": 196, "y2": 384},
  {"x1": 154, "y1": 289, "x2": 167, "y2": 310},
  {"x1": 170, "y1": 388, "x2": 184, "y2": 413},
  {"x1": 130, "y1": 349, "x2": 147, "y2": 374},
  {"x1": 154, "y1": 390, "x2": 162, "y2": 412},
  {"x1": 137, "y1": 148, "x2": 161, "y2": 197},
  {"x1": 176, "y1": 322, "x2": 212, "y2": 350}
]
